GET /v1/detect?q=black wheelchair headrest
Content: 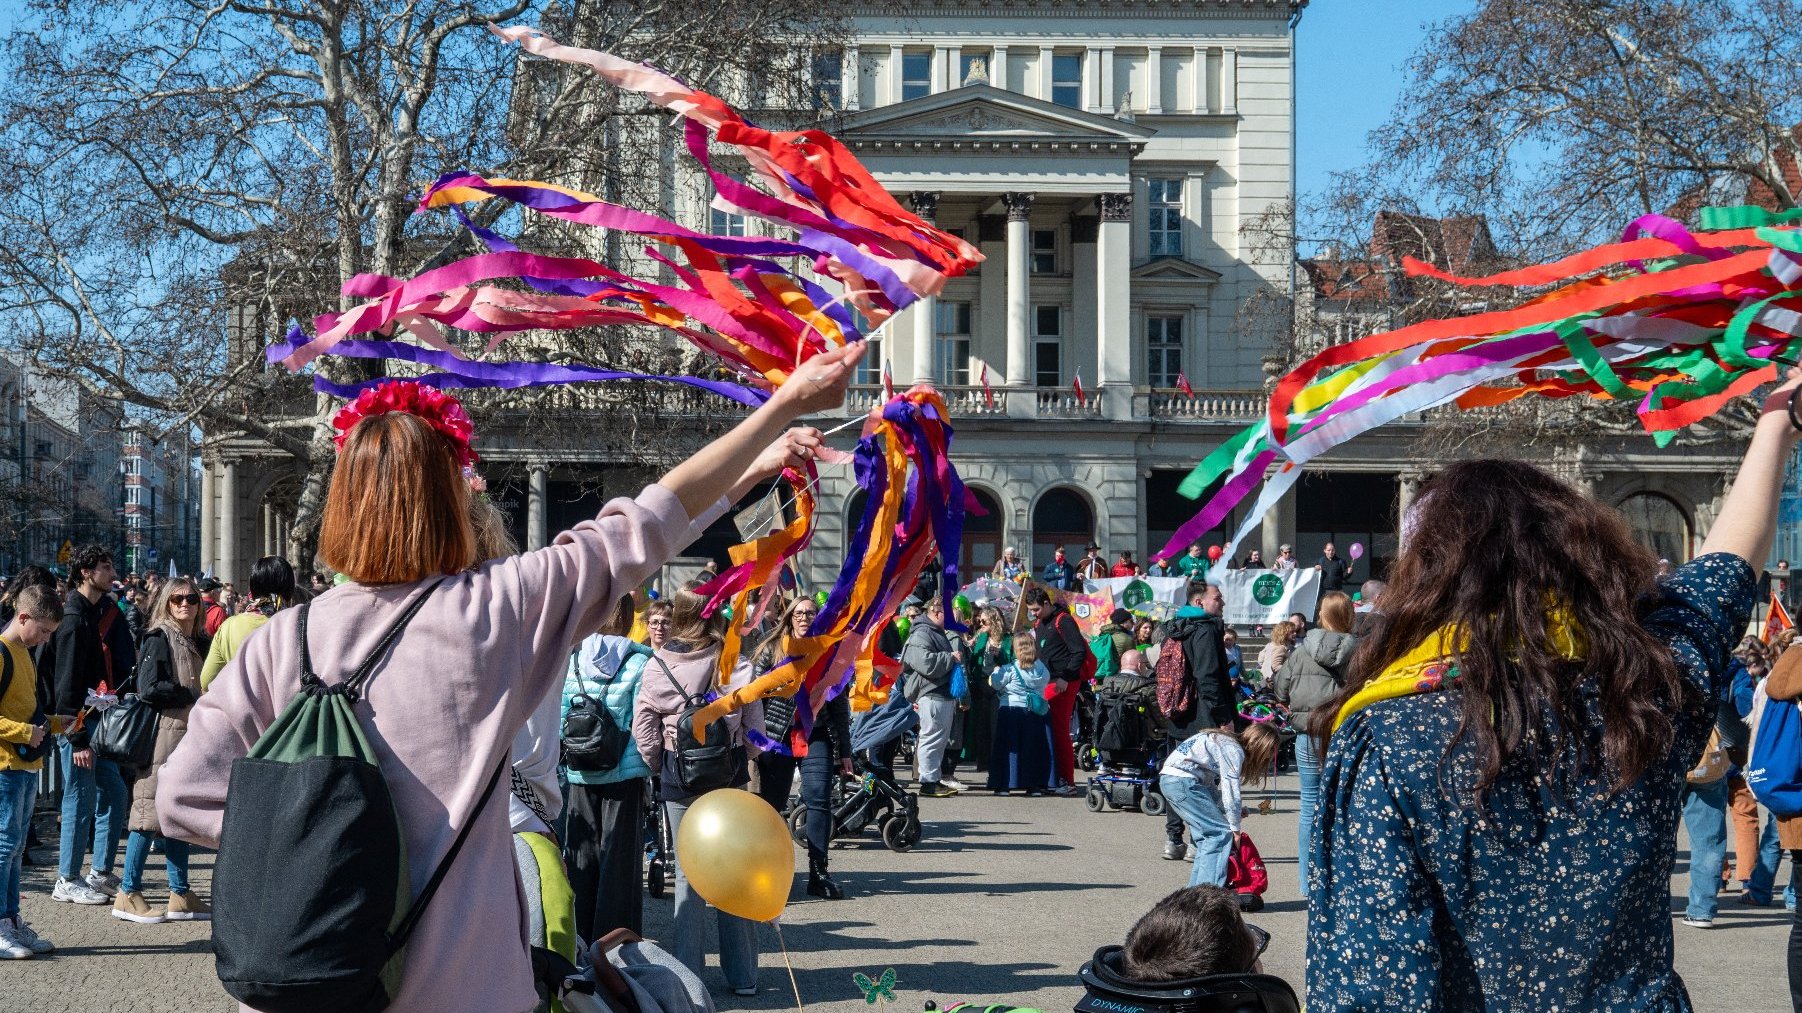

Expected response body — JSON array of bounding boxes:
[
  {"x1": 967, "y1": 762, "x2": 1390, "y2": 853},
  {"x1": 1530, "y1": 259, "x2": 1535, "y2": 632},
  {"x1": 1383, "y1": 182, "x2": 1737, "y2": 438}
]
[{"x1": 1075, "y1": 946, "x2": 1299, "y2": 1013}]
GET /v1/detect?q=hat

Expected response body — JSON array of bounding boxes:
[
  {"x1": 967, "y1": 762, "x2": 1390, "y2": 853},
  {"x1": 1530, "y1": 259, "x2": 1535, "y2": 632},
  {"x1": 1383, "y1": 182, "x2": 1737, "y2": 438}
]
[
  {"x1": 1087, "y1": 541, "x2": 1101, "y2": 551},
  {"x1": 199, "y1": 577, "x2": 222, "y2": 593},
  {"x1": 1110, "y1": 608, "x2": 1131, "y2": 626}
]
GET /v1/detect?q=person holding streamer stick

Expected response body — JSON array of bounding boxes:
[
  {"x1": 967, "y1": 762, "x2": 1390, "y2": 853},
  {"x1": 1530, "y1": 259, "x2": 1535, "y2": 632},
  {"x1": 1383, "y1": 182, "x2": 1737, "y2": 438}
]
[
  {"x1": 158, "y1": 342, "x2": 864, "y2": 1013},
  {"x1": 1304, "y1": 369, "x2": 1802, "y2": 1011}
]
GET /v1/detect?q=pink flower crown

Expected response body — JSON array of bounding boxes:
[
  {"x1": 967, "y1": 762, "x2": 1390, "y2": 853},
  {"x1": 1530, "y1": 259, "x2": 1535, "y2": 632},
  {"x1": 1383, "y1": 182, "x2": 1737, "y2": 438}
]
[{"x1": 331, "y1": 380, "x2": 478, "y2": 468}]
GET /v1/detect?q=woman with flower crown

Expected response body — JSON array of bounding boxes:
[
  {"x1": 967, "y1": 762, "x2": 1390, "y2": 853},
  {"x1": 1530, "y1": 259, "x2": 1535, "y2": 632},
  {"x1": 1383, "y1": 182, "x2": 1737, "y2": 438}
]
[{"x1": 157, "y1": 342, "x2": 864, "y2": 1011}]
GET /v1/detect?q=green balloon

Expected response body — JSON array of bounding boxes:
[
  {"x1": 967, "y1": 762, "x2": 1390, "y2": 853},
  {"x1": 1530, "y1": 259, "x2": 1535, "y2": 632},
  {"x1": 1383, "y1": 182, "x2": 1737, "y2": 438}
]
[
  {"x1": 894, "y1": 616, "x2": 913, "y2": 639},
  {"x1": 814, "y1": 591, "x2": 829, "y2": 607},
  {"x1": 953, "y1": 594, "x2": 972, "y2": 613}
]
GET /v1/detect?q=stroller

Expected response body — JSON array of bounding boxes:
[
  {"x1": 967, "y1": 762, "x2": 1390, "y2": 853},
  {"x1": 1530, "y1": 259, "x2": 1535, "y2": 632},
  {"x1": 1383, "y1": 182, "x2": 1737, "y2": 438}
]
[
  {"x1": 789, "y1": 756, "x2": 924, "y2": 852},
  {"x1": 1084, "y1": 675, "x2": 1170, "y2": 816},
  {"x1": 644, "y1": 781, "x2": 675, "y2": 899}
]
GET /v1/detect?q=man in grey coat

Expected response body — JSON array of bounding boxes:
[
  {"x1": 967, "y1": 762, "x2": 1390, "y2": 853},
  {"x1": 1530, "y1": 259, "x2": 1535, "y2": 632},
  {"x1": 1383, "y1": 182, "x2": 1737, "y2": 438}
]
[{"x1": 902, "y1": 596, "x2": 964, "y2": 796}]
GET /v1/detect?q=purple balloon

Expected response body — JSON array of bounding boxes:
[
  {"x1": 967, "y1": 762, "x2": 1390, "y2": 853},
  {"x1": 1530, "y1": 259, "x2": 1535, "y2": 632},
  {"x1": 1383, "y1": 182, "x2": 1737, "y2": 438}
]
[{"x1": 1349, "y1": 542, "x2": 1365, "y2": 561}]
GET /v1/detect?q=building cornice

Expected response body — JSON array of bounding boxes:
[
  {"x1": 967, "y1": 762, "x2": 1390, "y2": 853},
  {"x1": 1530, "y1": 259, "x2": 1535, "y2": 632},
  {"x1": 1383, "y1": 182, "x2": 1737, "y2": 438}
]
[
  {"x1": 846, "y1": 0, "x2": 1304, "y2": 17},
  {"x1": 846, "y1": 137, "x2": 1142, "y2": 156}
]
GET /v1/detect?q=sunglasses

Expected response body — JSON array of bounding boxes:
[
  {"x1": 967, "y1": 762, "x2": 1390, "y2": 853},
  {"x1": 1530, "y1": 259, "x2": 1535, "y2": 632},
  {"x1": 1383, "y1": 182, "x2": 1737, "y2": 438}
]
[
  {"x1": 169, "y1": 594, "x2": 202, "y2": 606},
  {"x1": 1244, "y1": 923, "x2": 1270, "y2": 970}
]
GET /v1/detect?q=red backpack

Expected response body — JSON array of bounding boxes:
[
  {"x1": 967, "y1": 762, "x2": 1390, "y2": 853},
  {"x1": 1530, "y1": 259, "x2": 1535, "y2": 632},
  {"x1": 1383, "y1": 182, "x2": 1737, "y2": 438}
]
[
  {"x1": 1154, "y1": 636, "x2": 1194, "y2": 723},
  {"x1": 1227, "y1": 832, "x2": 1269, "y2": 899}
]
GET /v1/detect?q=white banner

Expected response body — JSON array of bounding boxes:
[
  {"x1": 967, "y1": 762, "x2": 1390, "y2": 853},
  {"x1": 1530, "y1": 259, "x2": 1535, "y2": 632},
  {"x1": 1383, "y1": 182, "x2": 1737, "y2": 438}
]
[
  {"x1": 1214, "y1": 569, "x2": 1321, "y2": 627},
  {"x1": 1083, "y1": 576, "x2": 1190, "y2": 618}
]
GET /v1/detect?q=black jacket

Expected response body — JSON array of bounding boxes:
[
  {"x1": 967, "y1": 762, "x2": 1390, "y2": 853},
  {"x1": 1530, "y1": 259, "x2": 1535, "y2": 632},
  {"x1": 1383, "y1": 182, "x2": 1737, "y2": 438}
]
[
  {"x1": 1033, "y1": 608, "x2": 1087, "y2": 681},
  {"x1": 41, "y1": 591, "x2": 138, "y2": 748},
  {"x1": 134, "y1": 628, "x2": 203, "y2": 711},
  {"x1": 1162, "y1": 610, "x2": 1234, "y2": 728}
]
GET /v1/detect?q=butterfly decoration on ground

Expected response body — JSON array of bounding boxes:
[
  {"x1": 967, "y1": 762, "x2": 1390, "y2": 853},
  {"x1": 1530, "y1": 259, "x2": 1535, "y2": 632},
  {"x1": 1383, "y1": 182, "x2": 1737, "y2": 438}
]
[{"x1": 854, "y1": 968, "x2": 900, "y2": 1004}]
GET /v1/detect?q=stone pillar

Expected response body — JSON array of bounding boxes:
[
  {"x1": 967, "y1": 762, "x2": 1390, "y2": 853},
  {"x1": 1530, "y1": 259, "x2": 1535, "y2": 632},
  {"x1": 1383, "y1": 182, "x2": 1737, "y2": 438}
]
[
  {"x1": 1037, "y1": 45, "x2": 1053, "y2": 100},
  {"x1": 994, "y1": 45, "x2": 1009, "y2": 92},
  {"x1": 1097, "y1": 192, "x2": 1134, "y2": 421},
  {"x1": 977, "y1": 215, "x2": 1007, "y2": 385},
  {"x1": 1100, "y1": 46, "x2": 1116, "y2": 111},
  {"x1": 527, "y1": 462, "x2": 550, "y2": 552},
  {"x1": 1084, "y1": 46, "x2": 1102, "y2": 111},
  {"x1": 1397, "y1": 472, "x2": 1423, "y2": 548},
  {"x1": 1261, "y1": 477, "x2": 1297, "y2": 564},
  {"x1": 1072, "y1": 215, "x2": 1099, "y2": 398},
  {"x1": 199, "y1": 458, "x2": 215, "y2": 576},
  {"x1": 932, "y1": 45, "x2": 948, "y2": 93},
  {"x1": 1222, "y1": 48, "x2": 1238, "y2": 115},
  {"x1": 261, "y1": 501, "x2": 275, "y2": 560},
  {"x1": 887, "y1": 44, "x2": 903, "y2": 104},
  {"x1": 910, "y1": 192, "x2": 940, "y2": 385},
  {"x1": 1146, "y1": 46, "x2": 1163, "y2": 114},
  {"x1": 842, "y1": 45, "x2": 860, "y2": 110},
  {"x1": 1003, "y1": 192, "x2": 1035, "y2": 418},
  {"x1": 220, "y1": 458, "x2": 238, "y2": 585}
]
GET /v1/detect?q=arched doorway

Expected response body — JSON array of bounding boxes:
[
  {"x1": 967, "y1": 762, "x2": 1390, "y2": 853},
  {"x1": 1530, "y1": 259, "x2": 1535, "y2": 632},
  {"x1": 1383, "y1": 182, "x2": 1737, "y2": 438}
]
[
  {"x1": 1032, "y1": 487, "x2": 1094, "y2": 569},
  {"x1": 961, "y1": 487, "x2": 1004, "y2": 577},
  {"x1": 1618, "y1": 492, "x2": 1692, "y2": 565}
]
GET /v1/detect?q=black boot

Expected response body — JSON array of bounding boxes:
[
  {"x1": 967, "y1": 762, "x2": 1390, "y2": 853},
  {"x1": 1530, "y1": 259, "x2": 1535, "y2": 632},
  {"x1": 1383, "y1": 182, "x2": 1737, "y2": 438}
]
[{"x1": 807, "y1": 857, "x2": 844, "y2": 900}]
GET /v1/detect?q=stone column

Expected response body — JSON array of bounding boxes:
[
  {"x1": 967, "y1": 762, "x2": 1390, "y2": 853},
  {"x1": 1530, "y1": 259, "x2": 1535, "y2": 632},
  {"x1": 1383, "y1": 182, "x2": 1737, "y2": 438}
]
[
  {"x1": 1261, "y1": 476, "x2": 1297, "y2": 564},
  {"x1": 1084, "y1": 46, "x2": 1102, "y2": 111},
  {"x1": 199, "y1": 458, "x2": 215, "y2": 576},
  {"x1": 527, "y1": 462, "x2": 550, "y2": 552},
  {"x1": 910, "y1": 192, "x2": 940, "y2": 385},
  {"x1": 1003, "y1": 192, "x2": 1035, "y2": 418},
  {"x1": 994, "y1": 45, "x2": 1009, "y2": 92},
  {"x1": 1037, "y1": 45, "x2": 1053, "y2": 100},
  {"x1": 1100, "y1": 47, "x2": 1116, "y2": 111},
  {"x1": 1146, "y1": 47, "x2": 1163, "y2": 114},
  {"x1": 1222, "y1": 48, "x2": 1238, "y2": 115},
  {"x1": 1097, "y1": 192, "x2": 1134, "y2": 421},
  {"x1": 887, "y1": 44, "x2": 903, "y2": 104},
  {"x1": 219, "y1": 458, "x2": 238, "y2": 584},
  {"x1": 1397, "y1": 472, "x2": 1423, "y2": 548}
]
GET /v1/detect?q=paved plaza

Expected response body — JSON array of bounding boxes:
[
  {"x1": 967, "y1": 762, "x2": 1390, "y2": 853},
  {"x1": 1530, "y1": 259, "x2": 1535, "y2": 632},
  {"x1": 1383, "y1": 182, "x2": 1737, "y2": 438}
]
[{"x1": 5, "y1": 768, "x2": 1794, "y2": 1012}]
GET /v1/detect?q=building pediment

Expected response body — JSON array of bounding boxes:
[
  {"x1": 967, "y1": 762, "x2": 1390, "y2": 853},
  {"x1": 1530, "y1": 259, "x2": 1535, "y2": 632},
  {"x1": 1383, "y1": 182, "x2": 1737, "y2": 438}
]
[
  {"x1": 1131, "y1": 257, "x2": 1222, "y2": 283},
  {"x1": 842, "y1": 86, "x2": 1154, "y2": 155}
]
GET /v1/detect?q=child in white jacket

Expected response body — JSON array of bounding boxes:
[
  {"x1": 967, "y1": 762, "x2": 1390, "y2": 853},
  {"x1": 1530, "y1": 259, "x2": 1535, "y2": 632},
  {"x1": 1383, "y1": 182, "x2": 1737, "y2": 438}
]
[{"x1": 1159, "y1": 725, "x2": 1280, "y2": 888}]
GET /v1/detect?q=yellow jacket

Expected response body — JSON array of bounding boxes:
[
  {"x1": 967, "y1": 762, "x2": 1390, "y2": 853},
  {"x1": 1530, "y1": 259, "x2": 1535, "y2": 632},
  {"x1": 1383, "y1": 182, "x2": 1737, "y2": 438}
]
[{"x1": 0, "y1": 637, "x2": 43, "y2": 772}]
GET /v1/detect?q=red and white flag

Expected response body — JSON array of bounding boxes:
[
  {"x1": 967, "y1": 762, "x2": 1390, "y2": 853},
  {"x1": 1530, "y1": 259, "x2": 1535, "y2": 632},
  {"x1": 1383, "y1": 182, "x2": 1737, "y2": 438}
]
[
  {"x1": 882, "y1": 359, "x2": 894, "y2": 399},
  {"x1": 1766, "y1": 589, "x2": 1793, "y2": 643},
  {"x1": 1176, "y1": 371, "x2": 1195, "y2": 398},
  {"x1": 979, "y1": 362, "x2": 995, "y2": 409},
  {"x1": 1072, "y1": 369, "x2": 1086, "y2": 406}
]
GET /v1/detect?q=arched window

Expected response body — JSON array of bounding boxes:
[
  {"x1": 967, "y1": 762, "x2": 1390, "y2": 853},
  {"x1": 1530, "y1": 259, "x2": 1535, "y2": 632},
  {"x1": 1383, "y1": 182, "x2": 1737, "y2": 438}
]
[
  {"x1": 1618, "y1": 492, "x2": 1692, "y2": 565},
  {"x1": 1032, "y1": 487, "x2": 1094, "y2": 569}
]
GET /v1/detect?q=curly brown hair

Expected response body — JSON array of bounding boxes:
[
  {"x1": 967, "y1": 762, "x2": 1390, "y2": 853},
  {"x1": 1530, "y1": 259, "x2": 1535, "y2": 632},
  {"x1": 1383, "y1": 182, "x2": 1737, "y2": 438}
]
[{"x1": 1311, "y1": 459, "x2": 1681, "y2": 802}]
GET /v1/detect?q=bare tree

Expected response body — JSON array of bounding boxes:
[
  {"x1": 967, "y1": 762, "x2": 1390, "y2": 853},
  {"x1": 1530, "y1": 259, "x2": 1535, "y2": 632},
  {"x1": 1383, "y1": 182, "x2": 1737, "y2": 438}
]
[{"x1": 0, "y1": 0, "x2": 845, "y2": 568}]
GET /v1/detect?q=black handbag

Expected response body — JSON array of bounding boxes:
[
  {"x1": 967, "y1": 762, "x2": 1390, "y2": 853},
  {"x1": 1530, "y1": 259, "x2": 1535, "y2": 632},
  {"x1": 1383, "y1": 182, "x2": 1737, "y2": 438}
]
[
  {"x1": 562, "y1": 667, "x2": 632, "y2": 774},
  {"x1": 91, "y1": 694, "x2": 158, "y2": 769}
]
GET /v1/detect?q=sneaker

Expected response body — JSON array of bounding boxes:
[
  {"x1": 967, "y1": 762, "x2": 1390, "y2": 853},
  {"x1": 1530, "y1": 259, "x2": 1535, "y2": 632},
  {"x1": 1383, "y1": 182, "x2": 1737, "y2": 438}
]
[
  {"x1": 0, "y1": 923, "x2": 31, "y2": 960},
  {"x1": 51, "y1": 877, "x2": 109, "y2": 905},
  {"x1": 1052, "y1": 784, "x2": 1082, "y2": 798},
  {"x1": 919, "y1": 782, "x2": 958, "y2": 797},
  {"x1": 85, "y1": 868, "x2": 120, "y2": 897},
  {"x1": 164, "y1": 891, "x2": 211, "y2": 922},
  {"x1": 1740, "y1": 891, "x2": 1773, "y2": 907},
  {"x1": 940, "y1": 777, "x2": 968, "y2": 793},
  {"x1": 4, "y1": 918, "x2": 52, "y2": 954},
  {"x1": 731, "y1": 987, "x2": 758, "y2": 997},
  {"x1": 1680, "y1": 916, "x2": 1713, "y2": 929},
  {"x1": 111, "y1": 891, "x2": 166, "y2": 925},
  {"x1": 1163, "y1": 840, "x2": 1189, "y2": 862}
]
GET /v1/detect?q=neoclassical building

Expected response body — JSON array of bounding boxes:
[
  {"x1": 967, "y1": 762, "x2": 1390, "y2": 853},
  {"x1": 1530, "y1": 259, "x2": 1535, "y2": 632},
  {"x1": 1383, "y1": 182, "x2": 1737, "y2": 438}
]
[{"x1": 196, "y1": 0, "x2": 1746, "y2": 588}]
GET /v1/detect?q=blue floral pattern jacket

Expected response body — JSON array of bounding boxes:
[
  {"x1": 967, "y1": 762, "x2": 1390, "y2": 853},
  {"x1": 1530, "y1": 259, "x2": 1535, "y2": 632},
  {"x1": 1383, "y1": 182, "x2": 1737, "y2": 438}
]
[{"x1": 1306, "y1": 553, "x2": 1755, "y2": 1012}]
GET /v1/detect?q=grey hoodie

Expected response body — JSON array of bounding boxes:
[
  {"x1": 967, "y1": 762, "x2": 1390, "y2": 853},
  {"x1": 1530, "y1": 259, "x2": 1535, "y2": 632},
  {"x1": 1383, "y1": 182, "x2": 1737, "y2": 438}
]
[{"x1": 1273, "y1": 628, "x2": 1359, "y2": 729}]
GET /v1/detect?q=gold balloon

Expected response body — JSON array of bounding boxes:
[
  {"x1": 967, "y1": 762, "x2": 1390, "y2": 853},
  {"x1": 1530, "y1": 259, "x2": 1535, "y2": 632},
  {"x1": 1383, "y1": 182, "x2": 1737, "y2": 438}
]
[{"x1": 675, "y1": 788, "x2": 796, "y2": 922}]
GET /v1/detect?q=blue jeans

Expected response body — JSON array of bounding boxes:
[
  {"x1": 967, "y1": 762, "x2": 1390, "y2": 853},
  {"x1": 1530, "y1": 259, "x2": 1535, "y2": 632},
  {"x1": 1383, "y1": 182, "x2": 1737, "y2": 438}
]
[
  {"x1": 1748, "y1": 816, "x2": 1801, "y2": 907},
  {"x1": 57, "y1": 737, "x2": 128, "y2": 880},
  {"x1": 1295, "y1": 732, "x2": 1322, "y2": 898},
  {"x1": 1160, "y1": 773, "x2": 1233, "y2": 888},
  {"x1": 119, "y1": 830, "x2": 190, "y2": 896},
  {"x1": 0, "y1": 770, "x2": 37, "y2": 918},
  {"x1": 1682, "y1": 778, "x2": 1729, "y2": 921},
  {"x1": 665, "y1": 799, "x2": 758, "y2": 991}
]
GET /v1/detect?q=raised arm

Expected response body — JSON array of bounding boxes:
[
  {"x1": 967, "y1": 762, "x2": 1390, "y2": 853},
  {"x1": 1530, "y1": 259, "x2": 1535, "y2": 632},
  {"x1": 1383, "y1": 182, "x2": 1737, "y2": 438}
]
[{"x1": 1700, "y1": 370, "x2": 1802, "y2": 569}]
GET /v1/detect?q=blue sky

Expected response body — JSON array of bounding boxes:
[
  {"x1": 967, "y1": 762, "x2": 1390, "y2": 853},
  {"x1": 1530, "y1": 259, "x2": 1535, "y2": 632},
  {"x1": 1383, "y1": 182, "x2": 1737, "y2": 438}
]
[{"x1": 1295, "y1": 1, "x2": 1476, "y2": 201}]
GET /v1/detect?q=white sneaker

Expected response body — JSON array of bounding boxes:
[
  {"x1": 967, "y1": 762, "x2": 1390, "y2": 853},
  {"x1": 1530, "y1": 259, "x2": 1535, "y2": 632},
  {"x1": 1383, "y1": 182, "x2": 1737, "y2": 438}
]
[
  {"x1": 941, "y1": 777, "x2": 968, "y2": 792},
  {"x1": 0, "y1": 918, "x2": 50, "y2": 954},
  {"x1": 0, "y1": 922, "x2": 33, "y2": 959},
  {"x1": 1680, "y1": 916, "x2": 1714, "y2": 929},
  {"x1": 85, "y1": 868, "x2": 120, "y2": 897},
  {"x1": 52, "y1": 877, "x2": 109, "y2": 905}
]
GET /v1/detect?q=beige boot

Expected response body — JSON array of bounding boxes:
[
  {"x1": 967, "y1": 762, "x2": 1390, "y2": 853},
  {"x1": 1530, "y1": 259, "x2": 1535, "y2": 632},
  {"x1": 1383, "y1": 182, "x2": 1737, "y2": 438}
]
[
  {"x1": 111, "y1": 891, "x2": 165, "y2": 924},
  {"x1": 164, "y1": 892, "x2": 211, "y2": 922}
]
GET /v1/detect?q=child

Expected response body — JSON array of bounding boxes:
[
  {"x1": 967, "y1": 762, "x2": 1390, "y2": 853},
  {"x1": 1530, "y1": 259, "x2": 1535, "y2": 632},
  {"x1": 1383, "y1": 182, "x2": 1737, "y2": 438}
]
[
  {"x1": 0, "y1": 586, "x2": 61, "y2": 958},
  {"x1": 987, "y1": 632, "x2": 1052, "y2": 795},
  {"x1": 1118, "y1": 884, "x2": 1272, "y2": 981},
  {"x1": 1159, "y1": 723, "x2": 1280, "y2": 888}
]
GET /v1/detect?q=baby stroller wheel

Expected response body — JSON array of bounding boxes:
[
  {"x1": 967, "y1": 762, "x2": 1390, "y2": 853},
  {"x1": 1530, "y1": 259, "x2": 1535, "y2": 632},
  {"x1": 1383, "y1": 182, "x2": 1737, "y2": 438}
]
[
  {"x1": 788, "y1": 804, "x2": 810, "y2": 845},
  {"x1": 647, "y1": 859, "x2": 667, "y2": 899},
  {"x1": 1085, "y1": 787, "x2": 1106, "y2": 812},
  {"x1": 881, "y1": 814, "x2": 921, "y2": 853},
  {"x1": 1142, "y1": 790, "x2": 1167, "y2": 817}
]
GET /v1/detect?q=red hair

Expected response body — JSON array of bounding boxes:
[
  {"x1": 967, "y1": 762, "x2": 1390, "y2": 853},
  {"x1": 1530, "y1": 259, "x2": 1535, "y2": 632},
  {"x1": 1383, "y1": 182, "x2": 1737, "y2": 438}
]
[{"x1": 319, "y1": 413, "x2": 477, "y2": 584}]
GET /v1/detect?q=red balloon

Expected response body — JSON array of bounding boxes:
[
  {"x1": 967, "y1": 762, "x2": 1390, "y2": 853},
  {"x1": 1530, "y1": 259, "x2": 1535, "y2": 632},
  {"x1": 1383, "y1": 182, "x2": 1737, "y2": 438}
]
[{"x1": 1207, "y1": 545, "x2": 1223, "y2": 563}]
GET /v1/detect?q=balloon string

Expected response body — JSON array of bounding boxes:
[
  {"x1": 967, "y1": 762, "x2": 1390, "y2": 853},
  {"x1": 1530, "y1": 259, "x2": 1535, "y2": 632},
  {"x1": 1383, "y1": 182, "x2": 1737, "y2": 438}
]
[{"x1": 774, "y1": 920, "x2": 805, "y2": 1013}]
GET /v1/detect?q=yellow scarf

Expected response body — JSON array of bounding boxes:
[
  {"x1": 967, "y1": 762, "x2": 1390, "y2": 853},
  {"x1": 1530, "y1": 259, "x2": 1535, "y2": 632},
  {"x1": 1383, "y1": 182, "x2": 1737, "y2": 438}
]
[{"x1": 1331, "y1": 609, "x2": 1588, "y2": 732}]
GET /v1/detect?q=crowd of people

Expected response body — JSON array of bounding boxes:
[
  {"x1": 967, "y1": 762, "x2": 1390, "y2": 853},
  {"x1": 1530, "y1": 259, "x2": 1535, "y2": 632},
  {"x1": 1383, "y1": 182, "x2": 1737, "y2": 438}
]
[{"x1": 0, "y1": 350, "x2": 1798, "y2": 1013}]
